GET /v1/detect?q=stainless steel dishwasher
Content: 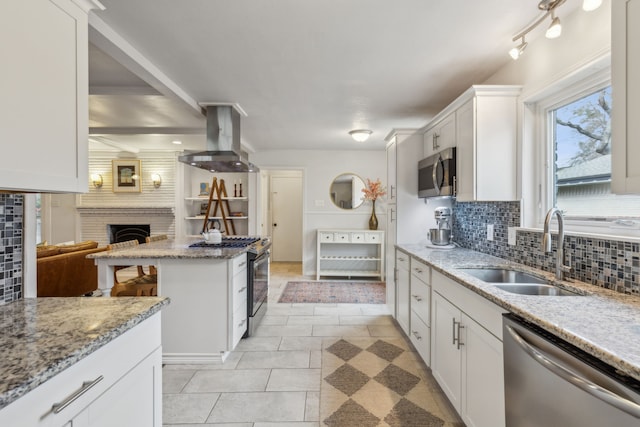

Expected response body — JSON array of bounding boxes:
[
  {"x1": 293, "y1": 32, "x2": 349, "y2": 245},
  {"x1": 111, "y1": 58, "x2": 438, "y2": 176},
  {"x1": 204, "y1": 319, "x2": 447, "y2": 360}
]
[{"x1": 503, "y1": 314, "x2": 640, "y2": 427}]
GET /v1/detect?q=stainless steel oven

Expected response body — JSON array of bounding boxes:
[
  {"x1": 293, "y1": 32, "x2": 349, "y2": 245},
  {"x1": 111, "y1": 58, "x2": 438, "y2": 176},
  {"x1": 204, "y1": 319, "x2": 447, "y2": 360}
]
[{"x1": 245, "y1": 241, "x2": 271, "y2": 337}]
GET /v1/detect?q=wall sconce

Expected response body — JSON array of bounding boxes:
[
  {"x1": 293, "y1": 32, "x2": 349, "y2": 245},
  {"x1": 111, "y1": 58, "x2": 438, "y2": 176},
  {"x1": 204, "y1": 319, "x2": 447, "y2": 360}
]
[
  {"x1": 91, "y1": 173, "x2": 103, "y2": 189},
  {"x1": 151, "y1": 173, "x2": 162, "y2": 188}
]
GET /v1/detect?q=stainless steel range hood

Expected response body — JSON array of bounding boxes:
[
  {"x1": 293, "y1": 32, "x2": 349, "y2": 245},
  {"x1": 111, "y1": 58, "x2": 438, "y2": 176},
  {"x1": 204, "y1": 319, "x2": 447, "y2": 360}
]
[{"x1": 178, "y1": 105, "x2": 259, "y2": 172}]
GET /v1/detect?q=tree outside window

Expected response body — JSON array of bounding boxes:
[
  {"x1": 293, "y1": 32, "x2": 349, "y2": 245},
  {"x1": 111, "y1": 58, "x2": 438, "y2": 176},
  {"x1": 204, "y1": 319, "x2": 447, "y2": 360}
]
[{"x1": 552, "y1": 86, "x2": 640, "y2": 219}]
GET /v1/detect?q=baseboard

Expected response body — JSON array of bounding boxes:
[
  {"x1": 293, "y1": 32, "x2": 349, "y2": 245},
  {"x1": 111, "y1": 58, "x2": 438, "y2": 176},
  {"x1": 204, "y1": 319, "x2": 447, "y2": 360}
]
[{"x1": 162, "y1": 352, "x2": 227, "y2": 364}]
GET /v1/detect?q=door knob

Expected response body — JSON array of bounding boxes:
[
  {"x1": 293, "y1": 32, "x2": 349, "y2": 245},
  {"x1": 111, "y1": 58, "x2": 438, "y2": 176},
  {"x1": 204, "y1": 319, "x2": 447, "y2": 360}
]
[{"x1": 273, "y1": 223, "x2": 277, "y2": 227}]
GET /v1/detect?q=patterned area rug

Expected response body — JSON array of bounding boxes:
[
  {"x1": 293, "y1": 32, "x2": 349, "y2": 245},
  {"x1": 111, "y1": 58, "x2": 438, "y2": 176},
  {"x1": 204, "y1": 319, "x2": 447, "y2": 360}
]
[
  {"x1": 278, "y1": 281, "x2": 386, "y2": 304},
  {"x1": 321, "y1": 337, "x2": 457, "y2": 427}
]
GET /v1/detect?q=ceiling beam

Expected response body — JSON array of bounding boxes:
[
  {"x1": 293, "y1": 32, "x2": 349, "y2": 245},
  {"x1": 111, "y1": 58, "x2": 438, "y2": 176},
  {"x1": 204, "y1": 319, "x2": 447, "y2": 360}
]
[
  {"x1": 90, "y1": 127, "x2": 205, "y2": 135},
  {"x1": 88, "y1": 14, "x2": 204, "y2": 119}
]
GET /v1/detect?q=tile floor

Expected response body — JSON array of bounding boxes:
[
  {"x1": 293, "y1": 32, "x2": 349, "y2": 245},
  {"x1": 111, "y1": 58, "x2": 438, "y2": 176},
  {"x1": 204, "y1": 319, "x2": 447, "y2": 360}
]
[{"x1": 162, "y1": 262, "x2": 462, "y2": 426}]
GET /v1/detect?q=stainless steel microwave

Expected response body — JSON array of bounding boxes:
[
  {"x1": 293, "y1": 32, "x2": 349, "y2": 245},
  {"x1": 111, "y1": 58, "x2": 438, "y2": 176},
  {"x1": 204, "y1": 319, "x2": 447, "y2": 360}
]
[{"x1": 418, "y1": 147, "x2": 457, "y2": 198}]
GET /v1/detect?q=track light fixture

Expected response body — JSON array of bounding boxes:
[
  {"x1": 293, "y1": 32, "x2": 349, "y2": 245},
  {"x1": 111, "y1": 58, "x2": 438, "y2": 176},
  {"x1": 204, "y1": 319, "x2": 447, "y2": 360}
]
[
  {"x1": 508, "y1": 0, "x2": 600, "y2": 60},
  {"x1": 509, "y1": 37, "x2": 528, "y2": 60}
]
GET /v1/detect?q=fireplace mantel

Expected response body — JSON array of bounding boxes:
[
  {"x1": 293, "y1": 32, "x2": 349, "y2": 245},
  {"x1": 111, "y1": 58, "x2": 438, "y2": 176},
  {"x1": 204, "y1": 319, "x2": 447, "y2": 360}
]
[{"x1": 76, "y1": 206, "x2": 174, "y2": 215}]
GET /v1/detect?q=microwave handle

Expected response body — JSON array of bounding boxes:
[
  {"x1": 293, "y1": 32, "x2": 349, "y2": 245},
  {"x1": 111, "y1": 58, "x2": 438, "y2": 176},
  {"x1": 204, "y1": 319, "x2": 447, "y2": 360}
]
[{"x1": 432, "y1": 154, "x2": 443, "y2": 194}]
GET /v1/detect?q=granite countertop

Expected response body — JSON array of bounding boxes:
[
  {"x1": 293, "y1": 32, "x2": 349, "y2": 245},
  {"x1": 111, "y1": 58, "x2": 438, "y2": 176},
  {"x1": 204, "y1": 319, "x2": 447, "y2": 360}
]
[
  {"x1": 87, "y1": 237, "x2": 250, "y2": 260},
  {"x1": 397, "y1": 244, "x2": 640, "y2": 382},
  {"x1": 0, "y1": 297, "x2": 169, "y2": 411}
]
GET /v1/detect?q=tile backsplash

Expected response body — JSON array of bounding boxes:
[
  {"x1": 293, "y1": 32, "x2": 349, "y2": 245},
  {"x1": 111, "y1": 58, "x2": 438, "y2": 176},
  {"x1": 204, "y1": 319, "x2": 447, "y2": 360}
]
[
  {"x1": 0, "y1": 194, "x2": 23, "y2": 305},
  {"x1": 453, "y1": 201, "x2": 639, "y2": 295}
]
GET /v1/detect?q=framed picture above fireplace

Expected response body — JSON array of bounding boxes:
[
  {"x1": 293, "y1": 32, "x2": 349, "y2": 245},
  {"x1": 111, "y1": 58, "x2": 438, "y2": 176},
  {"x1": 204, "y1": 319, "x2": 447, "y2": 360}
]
[{"x1": 112, "y1": 159, "x2": 141, "y2": 193}]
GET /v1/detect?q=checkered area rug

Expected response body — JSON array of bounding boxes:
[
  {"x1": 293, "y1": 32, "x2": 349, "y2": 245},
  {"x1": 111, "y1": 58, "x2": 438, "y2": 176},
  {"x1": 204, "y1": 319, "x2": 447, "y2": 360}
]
[
  {"x1": 278, "y1": 281, "x2": 386, "y2": 304},
  {"x1": 321, "y1": 337, "x2": 454, "y2": 427}
]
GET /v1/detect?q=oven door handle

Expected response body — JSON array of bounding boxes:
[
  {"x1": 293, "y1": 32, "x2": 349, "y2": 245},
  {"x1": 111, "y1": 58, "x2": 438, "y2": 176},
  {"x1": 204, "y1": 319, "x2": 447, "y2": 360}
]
[
  {"x1": 506, "y1": 325, "x2": 640, "y2": 419},
  {"x1": 253, "y1": 250, "x2": 270, "y2": 266}
]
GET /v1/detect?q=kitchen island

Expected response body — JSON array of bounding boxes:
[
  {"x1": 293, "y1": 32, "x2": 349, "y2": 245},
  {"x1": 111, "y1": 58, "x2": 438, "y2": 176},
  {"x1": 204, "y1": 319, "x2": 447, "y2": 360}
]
[
  {"x1": 89, "y1": 237, "x2": 251, "y2": 364},
  {"x1": 0, "y1": 297, "x2": 168, "y2": 425}
]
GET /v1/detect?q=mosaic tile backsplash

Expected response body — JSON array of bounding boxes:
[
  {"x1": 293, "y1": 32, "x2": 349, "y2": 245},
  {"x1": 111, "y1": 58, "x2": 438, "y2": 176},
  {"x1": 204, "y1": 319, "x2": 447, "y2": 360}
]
[
  {"x1": 453, "y1": 201, "x2": 640, "y2": 295},
  {"x1": 0, "y1": 194, "x2": 23, "y2": 305}
]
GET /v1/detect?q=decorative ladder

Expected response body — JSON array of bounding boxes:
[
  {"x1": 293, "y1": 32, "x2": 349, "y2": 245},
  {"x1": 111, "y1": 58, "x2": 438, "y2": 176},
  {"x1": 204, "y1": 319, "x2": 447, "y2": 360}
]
[{"x1": 201, "y1": 177, "x2": 237, "y2": 235}]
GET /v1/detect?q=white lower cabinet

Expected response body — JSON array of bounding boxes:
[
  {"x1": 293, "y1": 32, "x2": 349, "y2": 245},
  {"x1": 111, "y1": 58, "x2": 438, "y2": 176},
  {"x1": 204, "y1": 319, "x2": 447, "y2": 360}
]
[
  {"x1": 395, "y1": 249, "x2": 410, "y2": 334},
  {"x1": 409, "y1": 257, "x2": 431, "y2": 365},
  {"x1": 0, "y1": 314, "x2": 162, "y2": 426},
  {"x1": 431, "y1": 271, "x2": 506, "y2": 427}
]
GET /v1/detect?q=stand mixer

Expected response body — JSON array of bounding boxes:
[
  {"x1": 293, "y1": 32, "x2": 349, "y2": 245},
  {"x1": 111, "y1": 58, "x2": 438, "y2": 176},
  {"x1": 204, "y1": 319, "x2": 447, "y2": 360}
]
[{"x1": 429, "y1": 207, "x2": 453, "y2": 246}]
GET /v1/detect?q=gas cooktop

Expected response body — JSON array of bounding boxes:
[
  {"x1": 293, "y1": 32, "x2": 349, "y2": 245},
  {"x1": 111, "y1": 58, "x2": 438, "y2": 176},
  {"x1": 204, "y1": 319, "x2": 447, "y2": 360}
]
[{"x1": 189, "y1": 236, "x2": 260, "y2": 249}]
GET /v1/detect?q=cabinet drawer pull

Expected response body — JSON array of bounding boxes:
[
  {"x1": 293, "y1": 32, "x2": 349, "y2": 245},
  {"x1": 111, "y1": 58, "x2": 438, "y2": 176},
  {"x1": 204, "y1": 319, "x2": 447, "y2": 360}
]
[
  {"x1": 52, "y1": 375, "x2": 104, "y2": 414},
  {"x1": 238, "y1": 319, "x2": 247, "y2": 327},
  {"x1": 238, "y1": 261, "x2": 247, "y2": 267},
  {"x1": 414, "y1": 268, "x2": 423, "y2": 274},
  {"x1": 412, "y1": 330, "x2": 422, "y2": 340},
  {"x1": 398, "y1": 257, "x2": 406, "y2": 261},
  {"x1": 238, "y1": 286, "x2": 247, "y2": 293},
  {"x1": 411, "y1": 294, "x2": 423, "y2": 302}
]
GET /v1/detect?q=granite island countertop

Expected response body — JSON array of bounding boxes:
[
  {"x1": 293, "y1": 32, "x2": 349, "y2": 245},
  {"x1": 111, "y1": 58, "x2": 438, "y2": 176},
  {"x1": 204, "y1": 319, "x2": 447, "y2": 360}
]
[
  {"x1": 397, "y1": 244, "x2": 640, "y2": 382},
  {"x1": 87, "y1": 236, "x2": 252, "y2": 260},
  {"x1": 0, "y1": 297, "x2": 169, "y2": 411}
]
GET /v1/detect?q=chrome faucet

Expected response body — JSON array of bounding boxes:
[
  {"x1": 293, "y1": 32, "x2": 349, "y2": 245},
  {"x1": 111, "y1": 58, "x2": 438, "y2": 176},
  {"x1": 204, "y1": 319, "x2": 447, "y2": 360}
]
[{"x1": 542, "y1": 208, "x2": 572, "y2": 280}]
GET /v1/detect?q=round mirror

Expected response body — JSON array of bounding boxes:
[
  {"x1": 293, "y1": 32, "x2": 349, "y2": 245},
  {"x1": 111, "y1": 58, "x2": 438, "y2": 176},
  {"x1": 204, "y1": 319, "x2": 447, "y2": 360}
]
[{"x1": 330, "y1": 173, "x2": 366, "y2": 210}]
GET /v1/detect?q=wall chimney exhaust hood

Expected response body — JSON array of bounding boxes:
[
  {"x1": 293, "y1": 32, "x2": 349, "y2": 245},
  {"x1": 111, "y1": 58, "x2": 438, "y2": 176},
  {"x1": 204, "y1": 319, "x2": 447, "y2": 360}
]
[{"x1": 178, "y1": 105, "x2": 259, "y2": 173}]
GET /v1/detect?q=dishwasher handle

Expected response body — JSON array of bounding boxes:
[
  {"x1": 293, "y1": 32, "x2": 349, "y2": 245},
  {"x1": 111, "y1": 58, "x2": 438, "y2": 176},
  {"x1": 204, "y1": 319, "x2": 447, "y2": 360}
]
[{"x1": 506, "y1": 325, "x2": 640, "y2": 419}]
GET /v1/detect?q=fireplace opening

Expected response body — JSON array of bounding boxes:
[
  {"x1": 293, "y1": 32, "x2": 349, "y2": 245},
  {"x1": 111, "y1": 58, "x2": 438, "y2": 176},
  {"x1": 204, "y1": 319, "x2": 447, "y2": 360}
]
[{"x1": 107, "y1": 224, "x2": 150, "y2": 244}]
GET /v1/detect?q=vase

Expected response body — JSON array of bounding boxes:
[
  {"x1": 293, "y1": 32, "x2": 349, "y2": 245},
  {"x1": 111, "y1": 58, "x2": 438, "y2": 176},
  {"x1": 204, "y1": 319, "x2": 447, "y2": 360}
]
[{"x1": 369, "y1": 200, "x2": 378, "y2": 230}]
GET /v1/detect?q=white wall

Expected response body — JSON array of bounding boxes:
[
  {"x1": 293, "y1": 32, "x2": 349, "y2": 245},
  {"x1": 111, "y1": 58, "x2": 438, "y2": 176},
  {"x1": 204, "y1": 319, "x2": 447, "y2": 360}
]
[
  {"x1": 251, "y1": 149, "x2": 386, "y2": 276},
  {"x1": 482, "y1": 1, "x2": 611, "y2": 227}
]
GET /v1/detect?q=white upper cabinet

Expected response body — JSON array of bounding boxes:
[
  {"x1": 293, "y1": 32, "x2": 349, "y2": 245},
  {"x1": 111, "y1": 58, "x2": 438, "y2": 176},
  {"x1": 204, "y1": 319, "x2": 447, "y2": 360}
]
[
  {"x1": 423, "y1": 112, "x2": 455, "y2": 158},
  {"x1": 612, "y1": 0, "x2": 640, "y2": 194},
  {"x1": 0, "y1": 0, "x2": 102, "y2": 193},
  {"x1": 455, "y1": 86, "x2": 521, "y2": 201}
]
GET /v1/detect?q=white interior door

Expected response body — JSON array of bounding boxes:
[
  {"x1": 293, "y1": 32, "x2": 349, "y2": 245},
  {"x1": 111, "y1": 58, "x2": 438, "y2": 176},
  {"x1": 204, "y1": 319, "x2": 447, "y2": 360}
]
[{"x1": 271, "y1": 174, "x2": 302, "y2": 262}]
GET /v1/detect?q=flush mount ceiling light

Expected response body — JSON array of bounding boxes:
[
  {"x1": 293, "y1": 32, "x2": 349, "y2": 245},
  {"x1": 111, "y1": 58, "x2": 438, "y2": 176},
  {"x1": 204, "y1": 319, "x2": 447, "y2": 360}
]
[{"x1": 349, "y1": 129, "x2": 373, "y2": 142}]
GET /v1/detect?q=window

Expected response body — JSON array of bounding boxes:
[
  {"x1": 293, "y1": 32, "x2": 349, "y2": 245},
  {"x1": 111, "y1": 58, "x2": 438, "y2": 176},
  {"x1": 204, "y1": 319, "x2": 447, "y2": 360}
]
[{"x1": 537, "y1": 74, "x2": 640, "y2": 236}]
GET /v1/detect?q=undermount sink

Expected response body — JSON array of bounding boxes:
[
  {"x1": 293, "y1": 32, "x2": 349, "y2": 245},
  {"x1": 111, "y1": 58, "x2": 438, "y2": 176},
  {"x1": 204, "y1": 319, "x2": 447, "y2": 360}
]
[
  {"x1": 458, "y1": 268, "x2": 583, "y2": 296},
  {"x1": 494, "y1": 283, "x2": 581, "y2": 296},
  {"x1": 459, "y1": 268, "x2": 547, "y2": 284}
]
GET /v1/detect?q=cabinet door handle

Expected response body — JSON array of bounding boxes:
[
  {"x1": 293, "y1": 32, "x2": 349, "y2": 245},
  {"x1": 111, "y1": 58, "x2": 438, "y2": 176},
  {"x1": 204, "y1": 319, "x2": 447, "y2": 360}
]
[
  {"x1": 390, "y1": 208, "x2": 396, "y2": 222},
  {"x1": 412, "y1": 330, "x2": 422, "y2": 340},
  {"x1": 412, "y1": 294, "x2": 423, "y2": 302},
  {"x1": 453, "y1": 320, "x2": 465, "y2": 350},
  {"x1": 390, "y1": 185, "x2": 395, "y2": 198},
  {"x1": 452, "y1": 318, "x2": 457, "y2": 345},
  {"x1": 52, "y1": 375, "x2": 104, "y2": 414}
]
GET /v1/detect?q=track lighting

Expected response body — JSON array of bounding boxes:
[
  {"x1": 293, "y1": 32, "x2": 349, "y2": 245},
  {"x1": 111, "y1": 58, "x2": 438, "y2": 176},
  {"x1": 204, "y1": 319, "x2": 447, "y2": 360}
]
[
  {"x1": 545, "y1": 12, "x2": 562, "y2": 39},
  {"x1": 582, "y1": 0, "x2": 602, "y2": 12},
  {"x1": 509, "y1": 37, "x2": 528, "y2": 60},
  {"x1": 508, "y1": 0, "x2": 598, "y2": 60}
]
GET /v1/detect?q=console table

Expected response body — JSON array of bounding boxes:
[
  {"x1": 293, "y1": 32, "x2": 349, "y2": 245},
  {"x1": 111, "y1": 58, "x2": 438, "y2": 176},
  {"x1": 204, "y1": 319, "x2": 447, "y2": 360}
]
[{"x1": 316, "y1": 229, "x2": 385, "y2": 280}]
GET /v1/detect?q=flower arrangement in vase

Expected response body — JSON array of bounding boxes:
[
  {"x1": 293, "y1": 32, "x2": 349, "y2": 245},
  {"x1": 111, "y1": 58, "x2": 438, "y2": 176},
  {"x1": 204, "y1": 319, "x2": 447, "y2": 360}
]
[{"x1": 361, "y1": 178, "x2": 387, "y2": 230}]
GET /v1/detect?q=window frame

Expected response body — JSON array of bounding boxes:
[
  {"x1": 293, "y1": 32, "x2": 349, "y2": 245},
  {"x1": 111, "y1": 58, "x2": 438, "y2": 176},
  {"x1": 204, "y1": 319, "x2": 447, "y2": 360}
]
[{"x1": 531, "y1": 67, "x2": 640, "y2": 238}]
